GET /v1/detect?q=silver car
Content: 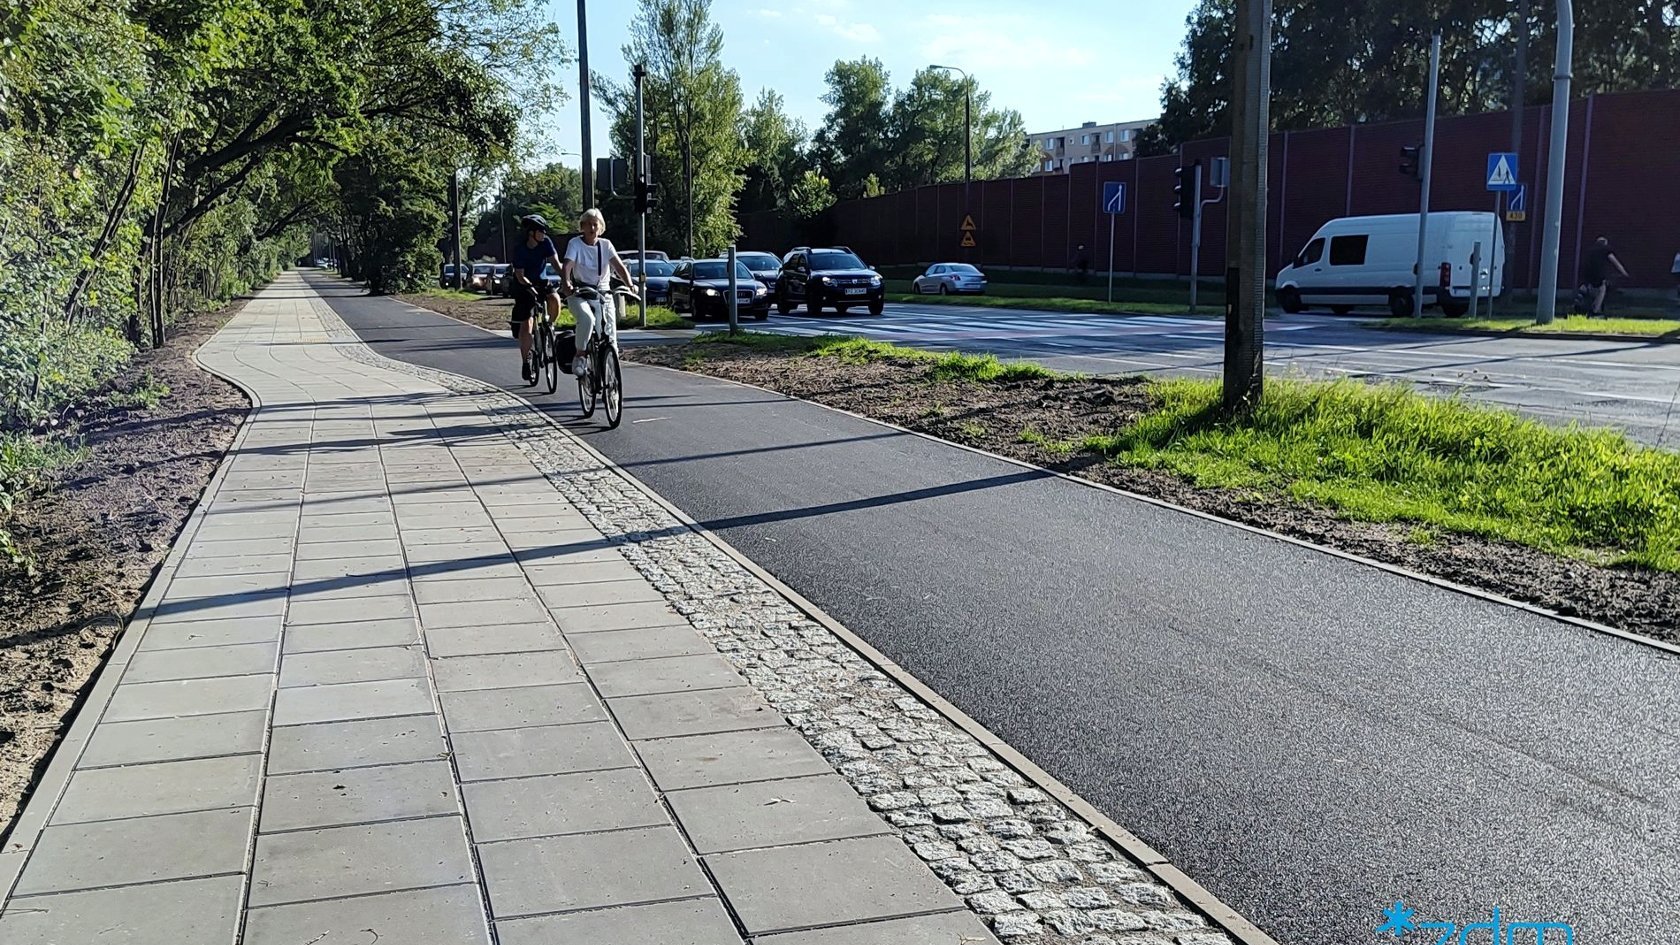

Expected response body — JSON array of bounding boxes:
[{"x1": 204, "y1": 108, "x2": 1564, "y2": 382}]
[{"x1": 912, "y1": 263, "x2": 988, "y2": 295}]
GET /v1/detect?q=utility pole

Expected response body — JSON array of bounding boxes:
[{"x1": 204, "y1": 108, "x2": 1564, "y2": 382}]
[
  {"x1": 634, "y1": 62, "x2": 648, "y2": 328},
  {"x1": 685, "y1": 137, "x2": 694, "y2": 258},
  {"x1": 931, "y1": 64, "x2": 973, "y2": 255},
  {"x1": 577, "y1": 0, "x2": 593, "y2": 206},
  {"x1": 1413, "y1": 31, "x2": 1442, "y2": 317},
  {"x1": 449, "y1": 170, "x2": 462, "y2": 290},
  {"x1": 1504, "y1": 0, "x2": 1528, "y2": 311},
  {"x1": 1536, "y1": 0, "x2": 1573, "y2": 324},
  {"x1": 1222, "y1": 0, "x2": 1270, "y2": 413}
]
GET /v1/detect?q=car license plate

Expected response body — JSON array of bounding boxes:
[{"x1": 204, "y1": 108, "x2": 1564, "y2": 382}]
[{"x1": 844, "y1": 287, "x2": 866, "y2": 296}]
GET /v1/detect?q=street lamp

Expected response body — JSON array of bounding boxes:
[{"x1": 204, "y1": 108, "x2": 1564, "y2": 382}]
[{"x1": 928, "y1": 64, "x2": 972, "y2": 187}]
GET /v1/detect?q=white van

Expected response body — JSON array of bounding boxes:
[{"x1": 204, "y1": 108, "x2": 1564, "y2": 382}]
[{"x1": 1275, "y1": 212, "x2": 1504, "y2": 317}]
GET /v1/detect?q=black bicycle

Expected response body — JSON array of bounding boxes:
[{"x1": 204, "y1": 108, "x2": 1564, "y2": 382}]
[
  {"x1": 525, "y1": 288, "x2": 562, "y2": 394},
  {"x1": 569, "y1": 284, "x2": 634, "y2": 428}
]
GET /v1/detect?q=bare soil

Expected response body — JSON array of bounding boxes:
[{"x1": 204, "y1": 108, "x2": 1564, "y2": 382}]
[
  {"x1": 397, "y1": 291, "x2": 514, "y2": 335},
  {"x1": 627, "y1": 343, "x2": 1679, "y2": 644},
  {"x1": 0, "y1": 301, "x2": 250, "y2": 841}
]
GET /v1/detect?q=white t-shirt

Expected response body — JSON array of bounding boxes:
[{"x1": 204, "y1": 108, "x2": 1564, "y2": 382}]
[{"x1": 565, "y1": 236, "x2": 619, "y2": 288}]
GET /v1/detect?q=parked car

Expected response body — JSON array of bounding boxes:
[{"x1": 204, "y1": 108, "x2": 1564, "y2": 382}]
[
  {"x1": 780, "y1": 245, "x2": 852, "y2": 265},
  {"x1": 469, "y1": 263, "x2": 496, "y2": 293},
  {"x1": 626, "y1": 259, "x2": 676, "y2": 306},
  {"x1": 912, "y1": 263, "x2": 988, "y2": 295},
  {"x1": 737, "y1": 251, "x2": 784, "y2": 293},
  {"x1": 670, "y1": 259, "x2": 770, "y2": 320},
  {"x1": 539, "y1": 262, "x2": 563, "y2": 292},
  {"x1": 777, "y1": 248, "x2": 884, "y2": 316},
  {"x1": 488, "y1": 264, "x2": 513, "y2": 295},
  {"x1": 622, "y1": 249, "x2": 670, "y2": 264},
  {"x1": 1275, "y1": 211, "x2": 1503, "y2": 317},
  {"x1": 440, "y1": 263, "x2": 461, "y2": 288}
]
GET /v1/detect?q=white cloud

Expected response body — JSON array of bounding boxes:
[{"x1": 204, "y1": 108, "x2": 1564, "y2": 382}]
[
  {"x1": 815, "y1": 13, "x2": 880, "y2": 43},
  {"x1": 920, "y1": 13, "x2": 1094, "y2": 72},
  {"x1": 756, "y1": 8, "x2": 782, "y2": 17}
]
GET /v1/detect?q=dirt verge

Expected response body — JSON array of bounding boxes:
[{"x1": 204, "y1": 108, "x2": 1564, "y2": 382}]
[
  {"x1": 0, "y1": 301, "x2": 251, "y2": 840},
  {"x1": 626, "y1": 342, "x2": 1679, "y2": 644},
  {"x1": 396, "y1": 291, "x2": 514, "y2": 334}
]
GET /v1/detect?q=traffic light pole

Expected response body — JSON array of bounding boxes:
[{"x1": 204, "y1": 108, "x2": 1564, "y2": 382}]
[
  {"x1": 634, "y1": 63, "x2": 647, "y2": 328},
  {"x1": 1412, "y1": 31, "x2": 1441, "y2": 318},
  {"x1": 1189, "y1": 163, "x2": 1204, "y2": 314}
]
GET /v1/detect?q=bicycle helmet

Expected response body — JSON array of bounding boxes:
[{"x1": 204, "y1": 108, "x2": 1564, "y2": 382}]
[{"x1": 520, "y1": 213, "x2": 550, "y2": 232}]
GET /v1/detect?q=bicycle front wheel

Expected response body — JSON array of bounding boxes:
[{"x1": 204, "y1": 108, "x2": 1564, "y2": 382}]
[
  {"x1": 602, "y1": 346, "x2": 623, "y2": 429},
  {"x1": 577, "y1": 350, "x2": 598, "y2": 418},
  {"x1": 542, "y1": 326, "x2": 559, "y2": 394}
]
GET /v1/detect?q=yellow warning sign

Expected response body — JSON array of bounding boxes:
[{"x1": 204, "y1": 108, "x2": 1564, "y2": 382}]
[
  {"x1": 960, "y1": 215, "x2": 977, "y2": 231},
  {"x1": 1505, "y1": 210, "x2": 1527, "y2": 223},
  {"x1": 960, "y1": 232, "x2": 977, "y2": 248}
]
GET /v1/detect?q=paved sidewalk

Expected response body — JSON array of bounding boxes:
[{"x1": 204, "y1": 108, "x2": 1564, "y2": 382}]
[{"x1": 0, "y1": 276, "x2": 996, "y2": 944}]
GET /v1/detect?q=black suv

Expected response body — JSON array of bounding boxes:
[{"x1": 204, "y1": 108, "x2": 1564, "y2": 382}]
[{"x1": 777, "y1": 248, "x2": 883, "y2": 316}]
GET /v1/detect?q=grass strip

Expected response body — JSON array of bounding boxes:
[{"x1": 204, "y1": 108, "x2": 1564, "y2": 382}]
[{"x1": 1376, "y1": 315, "x2": 1680, "y2": 339}]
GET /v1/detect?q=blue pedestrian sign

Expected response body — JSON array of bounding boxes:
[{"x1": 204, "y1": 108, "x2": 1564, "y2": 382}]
[
  {"x1": 1102, "y1": 181, "x2": 1126, "y2": 214},
  {"x1": 1486, "y1": 152, "x2": 1520, "y2": 192}
]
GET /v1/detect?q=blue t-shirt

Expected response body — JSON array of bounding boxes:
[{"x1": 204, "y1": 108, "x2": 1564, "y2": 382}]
[{"x1": 512, "y1": 236, "x2": 558, "y2": 282}]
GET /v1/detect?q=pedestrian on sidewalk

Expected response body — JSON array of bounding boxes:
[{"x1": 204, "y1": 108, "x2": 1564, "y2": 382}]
[
  {"x1": 1576, "y1": 236, "x2": 1629, "y2": 317},
  {"x1": 1072, "y1": 243, "x2": 1091, "y2": 284},
  {"x1": 1670, "y1": 248, "x2": 1680, "y2": 303}
]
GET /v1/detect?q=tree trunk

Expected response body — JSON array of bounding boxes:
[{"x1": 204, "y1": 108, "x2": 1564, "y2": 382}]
[{"x1": 63, "y1": 143, "x2": 147, "y2": 324}]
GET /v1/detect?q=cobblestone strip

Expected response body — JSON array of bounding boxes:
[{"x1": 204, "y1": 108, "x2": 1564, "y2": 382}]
[{"x1": 310, "y1": 299, "x2": 1236, "y2": 945}]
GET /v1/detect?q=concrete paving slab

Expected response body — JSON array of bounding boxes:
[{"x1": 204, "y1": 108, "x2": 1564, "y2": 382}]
[
  {"x1": 514, "y1": 545, "x2": 624, "y2": 568},
  {"x1": 286, "y1": 573, "x2": 413, "y2": 601},
  {"x1": 495, "y1": 897, "x2": 743, "y2": 945},
  {"x1": 123, "y1": 641, "x2": 280, "y2": 683},
  {"x1": 297, "y1": 512, "x2": 399, "y2": 531},
  {"x1": 79, "y1": 710, "x2": 268, "y2": 769},
  {"x1": 402, "y1": 525, "x2": 507, "y2": 546},
  {"x1": 425, "y1": 624, "x2": 566, "y2": 658},
  {"x1": 568, "y1": 625, "x2": 715, "y2": 664},
  {"x1": 451, "y1": 721, "x2": 637, "y2": 782},
  {"x1": 13, "y1": 808, "x2": 254, "y2": 895},
  {"x1": 268, "y1": 714, "x2": 447, "y2": 775},
  {"x1": 0, "y1": 875, "x2": 244, "y2": 944},
  {"x1": 195, "y1": 520, "x2": 297, "y2": 541},
  {"x1": 463, "y1": 768, "x2": 665, "y2": 842},
  {"x1": 293, "y1": 538, "x2": 404, "y2": 561},
  {"x1": 668, "y1": 775, "x2": 890, "y2": 854},
  {"x1": 589, "y1": 653, "x2": 746, "y2": 697},
  {"x1": 477, "y1": 825, "x2": 707, "y2": 919},
  {"x1": 296, "y1": 522, "x2": 401, "y2": 545},
  {"x1": 438, "y1": 683, "x2": 606, "y2": 732},
  {"x1": 705, "y1": 836, "x2": 963, "y2": 936},
  {"x1": 151, "y1": 590, "x2": 288, "y2": 623},
  {"x1": 286, "y1": 593, "x2": 415, "y2": 626},
  {"x1": 533, "y1": 578, "x2": 665, "y2": 609},
  {"x1": 499, "y1": 528, "x2": 607, "y2": 554},
  {"x1": 247, "y1": 815, "x2": 475, "y2": 907},
  {"x1": 138, "y1": 615, "x2": 284, "y2": 651},
  {"x1": 402, "y1": 542, "x2": 512, "y2": 567},
  {"x1": 751, "y1": 911, "x2": 1000, "y2": 945},
  {"x1": 636, "y1": 729, "x2": 834, "y2": 792},
  {"x1": 52, "y1": 754, "x2": 262, "y2": 825},
  {"x1": 261, "y1": 760, "x2": 459, "y2": 833},
  {"x1": 104, "y1": 674, "x2": 275, "y2": 722},
  {"x1": 280, "y1": 645, "x2": 426, "y2": 687},
  {"x1": 609, "y1": 687, "x2": 781, "y2": 741},
  {"x1": 410, "y1": 575, "x2": 537, "y2": 604},
  {"x1": 292, "y1": 554, "x2": 408, "y2": 583},
  {"x1": 408, "y1": 559, "x2": 527, "y2": 582},
  {"x1": 244, "y1": 884, "x2": 492, "y2": 945},
  {"x1": 550, "y1": 601, "x2": 687, "y2": 634},
  {"x1": 419, "y1": 597, "x2": 549, "y2": 629},
  {"x1": 283, "y1": 618, "x2": 421, "y2": 653},
  {"x1": 186, "y1": 536, "x2": 298, "y2": 559},
  {"x1": 273, "y1": 677, "x2": 433, "y2": 726},
  {"x1": 522, "y1": 559, "x2": 647, "y2": 588},
  {"x1": 431, "y1": 652, "x2": 581, "y2": 692},
  {"x1": 172, "y1": 552, "x2": 294, "y2": 579}
]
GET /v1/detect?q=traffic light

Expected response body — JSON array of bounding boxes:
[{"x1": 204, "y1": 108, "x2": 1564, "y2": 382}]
[
  {"x1": 1399, "y1": 144, "x2": 1421, "y2": 181},
  {"x1": 634, "y1": 179, "x2": 658, "y2": 214},
  {"x1": 1172, "y1": 161, "x2": 1200, "y2": 220}
]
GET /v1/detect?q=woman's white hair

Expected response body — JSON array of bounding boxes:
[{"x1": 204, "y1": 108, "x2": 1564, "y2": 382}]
[{"x1": 579, "y1": 208, "x2": 606, "y2": 234}]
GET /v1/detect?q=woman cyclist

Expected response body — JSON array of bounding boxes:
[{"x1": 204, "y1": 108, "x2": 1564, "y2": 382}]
[
  {"x1": 560, "y1": 208, "x2": 634, "y2": 377},
  {"x1": 509, "y1": 214, "x2": 563, "y2": 382}
]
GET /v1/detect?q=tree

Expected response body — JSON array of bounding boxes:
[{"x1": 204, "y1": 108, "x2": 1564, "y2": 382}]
[
  {"x1": 884, "y1": 68, "x2": 1034, "y2": 190},
  {"x1": 1149, "y1": 0, "x2": 1680, "y2": 150},
  {"x1": 737, "y1": 90, "x2": 809, "y2": 216},
  {"x1": 472, "y1": 162, "x2": 585, "y2": 257},
  {"x1": 600, "y1": 0, "x2": 747, "y2": 257},
  {"x1": 811, "y1": 57, "x2": 895, "y2": 201}
]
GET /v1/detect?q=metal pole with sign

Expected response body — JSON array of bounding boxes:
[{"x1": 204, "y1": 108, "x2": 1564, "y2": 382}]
[
  {"x1": 1536, "y1": 0, "x2": 1573, "y2": 325},
  {"x1": 634, "y1": 63, "x2": 648, "y2": 328},
  {"x1": 1102, "y1": 182, "x2": 1125, "y2": 303},
  {"x1": 1413, "y1": 31, "x2": 1441, "y2": 317},
  {"x1": 1189, "y1": 163, "x2": 1204, "y2": 314},
  {"x1": 1484, "y1": 151, "x2": 1520, "y2": 318}
]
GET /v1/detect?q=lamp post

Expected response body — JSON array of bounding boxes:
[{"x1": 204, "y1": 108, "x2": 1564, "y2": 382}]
[{"x1": 930, "y1": 64, "x2": 972, "y2": 259}]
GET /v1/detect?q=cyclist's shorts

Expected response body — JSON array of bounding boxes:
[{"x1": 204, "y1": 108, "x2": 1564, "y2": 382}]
[{"x1": 510, "y1": 283, "x2": 551, "y2": 333}]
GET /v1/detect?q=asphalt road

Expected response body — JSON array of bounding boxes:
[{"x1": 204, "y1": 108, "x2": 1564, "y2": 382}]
[
  {"x1": 316, "y1": 275, "x2": 1680, "y2": 945},
  {"x1": 729, "y1": 299, "x2": 1680, "y2": 445}
]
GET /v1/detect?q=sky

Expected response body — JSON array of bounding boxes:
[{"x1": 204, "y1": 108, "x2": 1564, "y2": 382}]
[{"x1": 544, "y1": 0, "x2": 1196, "y2": 169}]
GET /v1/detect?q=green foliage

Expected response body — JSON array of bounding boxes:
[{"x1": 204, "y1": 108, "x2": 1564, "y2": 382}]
[
  {"x1": 0, "y1": 433, "x2": 88, "y2": 572},
  {"x1": 1376, "y1": 315, "x2": 1680, "y2": 338},
  {"x1": 1152, "y1": 0, "x2": 1680, "y2": 149},
  {"x1": 104, "y1": 371, "x2": 171, "y2": 410},
  {"x1": 0, "y1": 324, "x2": 133, "y2": 431},
  {"x1": 1092, "y1": 378, "x2": 1680, "y2": 570},
  {"x1": 737, "y1": 90, "x2": 811, "y2": 217}
]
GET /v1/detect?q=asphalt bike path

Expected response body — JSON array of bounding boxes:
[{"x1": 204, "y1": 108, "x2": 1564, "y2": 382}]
[{"x1": 322, "y1": 274, "x2": 1680, "y2": 945}]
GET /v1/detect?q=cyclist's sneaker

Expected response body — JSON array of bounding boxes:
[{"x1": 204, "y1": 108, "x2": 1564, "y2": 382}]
[
  {"x1": 572, "y1": 356, "x2": 588, "y2": 376},
  {"x1": 521, "y1": 360, "x2": 532, "y2": 382}
]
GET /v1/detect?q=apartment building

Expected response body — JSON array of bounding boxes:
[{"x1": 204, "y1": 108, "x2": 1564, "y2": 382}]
[{"x1": 1030, "y1": 119, "x2": 1154, "y2": 174}]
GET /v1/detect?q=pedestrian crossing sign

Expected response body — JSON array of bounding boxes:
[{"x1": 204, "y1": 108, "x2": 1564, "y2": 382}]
[
  {"x1": 961, "y1": 215, "x2": 976, "y2": 231},
  {"x1": 1486, "y1": 152, "x2": 1519, "y2": 191},
  {"x1": 960, "y1": 232, "x2": 976, "y2": 248}
]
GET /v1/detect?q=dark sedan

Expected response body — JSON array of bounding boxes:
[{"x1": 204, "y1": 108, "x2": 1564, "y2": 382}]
[
  {"x1": 738, "y1": 251, "x2": 783, "y2": 294},
  {"x1": 627, "y1": 259, "x2": 676, "y2": 306},
  {"x1": 671, "y1": 259, "x2": 771, "y2": 321}
]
